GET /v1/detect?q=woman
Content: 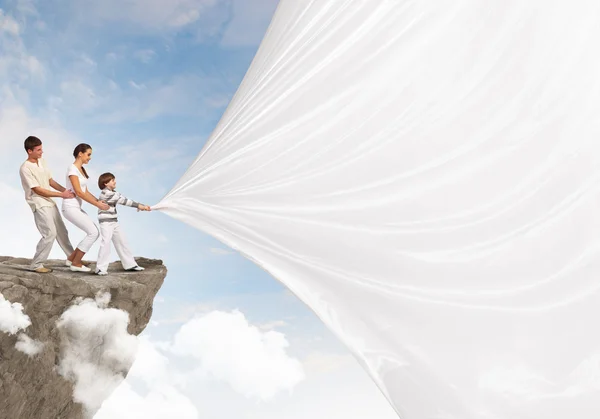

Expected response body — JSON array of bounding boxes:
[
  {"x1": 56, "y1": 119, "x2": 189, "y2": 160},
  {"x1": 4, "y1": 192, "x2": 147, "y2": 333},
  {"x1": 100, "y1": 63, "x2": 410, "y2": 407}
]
[{"x1": 62, "y1": 143, "x2": 110, "y2": 272}]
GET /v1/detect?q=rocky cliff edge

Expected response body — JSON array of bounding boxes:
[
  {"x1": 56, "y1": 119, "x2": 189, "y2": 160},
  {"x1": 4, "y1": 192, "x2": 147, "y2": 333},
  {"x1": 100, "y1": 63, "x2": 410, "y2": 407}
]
[{"x1": 0, "y1": 256, "x2": 166, "y2": 419}]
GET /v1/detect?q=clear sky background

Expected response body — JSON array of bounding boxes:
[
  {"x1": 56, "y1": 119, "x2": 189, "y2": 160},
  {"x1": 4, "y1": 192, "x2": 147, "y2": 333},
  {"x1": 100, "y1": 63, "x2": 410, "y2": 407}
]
[{"x1": 0, "y1": 1, "x2": 398, "y2": 417}]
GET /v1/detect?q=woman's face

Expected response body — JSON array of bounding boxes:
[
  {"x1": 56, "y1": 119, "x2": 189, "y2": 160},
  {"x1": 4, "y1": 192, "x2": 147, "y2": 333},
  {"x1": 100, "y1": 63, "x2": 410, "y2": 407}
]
[{"x1": 79, "y1": 149, "x2": 92, "y2": 164}]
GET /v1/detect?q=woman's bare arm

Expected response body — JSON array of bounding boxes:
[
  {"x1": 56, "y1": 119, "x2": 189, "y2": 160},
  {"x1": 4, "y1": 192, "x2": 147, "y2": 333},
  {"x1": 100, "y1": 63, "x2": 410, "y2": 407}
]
[
  {"x1": 84, "y1": 189, "x2": 109, "y2": 210},
  {"x1": 69, "y1": 175, "x2": 109, "y2": 210}
]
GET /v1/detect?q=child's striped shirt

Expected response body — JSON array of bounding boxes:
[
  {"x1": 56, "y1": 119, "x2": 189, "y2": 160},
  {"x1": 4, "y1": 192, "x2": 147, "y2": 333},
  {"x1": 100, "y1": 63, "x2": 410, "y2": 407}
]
[{"x1": 98, "y1": 188, "x2": 140, "y2": 223}]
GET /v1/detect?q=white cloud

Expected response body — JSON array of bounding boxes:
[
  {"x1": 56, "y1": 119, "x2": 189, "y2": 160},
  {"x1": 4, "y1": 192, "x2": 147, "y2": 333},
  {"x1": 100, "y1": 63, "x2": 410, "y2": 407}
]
[
  {"x1": 24, "y1": 54, "x2": 43, "y2": 76},
  {"x1": 95, "y1": 336, "x2": 199, "y2": 419},
  {"x1": 171, "y1": 310, "x2": 305, "y2": 400},
  {"x1": 0, "y1": 293, "x2": 31, "y2": 334},
  {"x1": 2, "y1": 2, "x2": 233, "y2": 128},
  {"x1": 56, "y1": 292, "x2": 139, "y2": 418},
  {"x1": 90, "y1": 298, "x2": 397, "y2": 419},
  {"x1": 128, "y1": 336, "x2": 172, "y2": 386},
  {"x1": 15, "y1": 332, "x2": 44, "y2": 356},
  {"x1": 151, "y1": 301, "x2": 219, "y2": 326},
  {"x1": 259, "y1": 319, "x2": 288, "y2": 331},
  {"x1": 95, "y1": 309, "x2": 306, "y2": 417},
  {"x1": 14, "y1": 0, "x2": 38, "y2": 17},
  {"x1": 220, "y1": 0, "x2": 279, "y2": 47},
  {"x1": 95, "y1": 381, "x2": 199, "y2": 419},
  {"x1": 52, "y1": 73, "x2": 229, "y2": 124},
  {"x1": 0, "y1": 10, "x2": 44, "y2": 85},
  {"x1": 0, "y1": 294, "x2": 44, "y2": 359},
  {"x1": 0, "y1": 18, "x2": 69, "y2": 163},
  {"x1": 209, "y1": 246, "x2": 235, "y2": 256},
  {"x1": 246, "y1": 356, "x2": 399, "y2": 419},
  {"x1": 0, "y1": 9, "x2": 21, "y2": 36},
  {"x1": 79, "y1": 54, "x2": 97, "y2": 69},
  {"x1": 128, "y1": 80, "x2": 146, "y2": 90},
  {"x1": 168, "y1": 8, "x2": 201, "y2": 28},
  {"x1": 133, "y1": 49, "x2": 156, "y2": 63},
  {"x1": 60, "y1": 79, "x2": 98, "y2": 110},
  {"x1": 205, "y1": 93, "x2": 232, "y2": 108},
  {"x1": 71, "y1": 0, "x2": 220, "y2": 32}
]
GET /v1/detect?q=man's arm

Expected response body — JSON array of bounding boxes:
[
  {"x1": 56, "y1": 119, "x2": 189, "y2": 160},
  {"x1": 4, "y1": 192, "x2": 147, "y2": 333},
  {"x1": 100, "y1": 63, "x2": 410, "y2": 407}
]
[
  {"x1": 20, "y1": 166, "x2": 74, "y2": 199},
  {"x1": 49, "y1": 178, "x2": 66, "y2": 192},
  {"x1": 32, "y1": 186, "x2": 74, "y2": 199}
]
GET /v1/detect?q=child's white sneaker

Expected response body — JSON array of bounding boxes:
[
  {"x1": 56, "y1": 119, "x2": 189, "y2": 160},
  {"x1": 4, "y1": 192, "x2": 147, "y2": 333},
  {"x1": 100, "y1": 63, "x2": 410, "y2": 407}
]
[
  {"x1": 95, "y1": 270, "x2": 108, "y2": 276},
  {"x1": 127, "y1": 266, "x2": 145, "y2": 271}
]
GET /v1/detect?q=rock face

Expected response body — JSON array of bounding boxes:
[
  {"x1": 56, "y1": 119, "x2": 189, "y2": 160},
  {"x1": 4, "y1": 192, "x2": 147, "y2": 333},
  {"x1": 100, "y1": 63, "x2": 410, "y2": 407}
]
[{"x1": 0, "y1": 256, "x2": 166, "y2": 419}]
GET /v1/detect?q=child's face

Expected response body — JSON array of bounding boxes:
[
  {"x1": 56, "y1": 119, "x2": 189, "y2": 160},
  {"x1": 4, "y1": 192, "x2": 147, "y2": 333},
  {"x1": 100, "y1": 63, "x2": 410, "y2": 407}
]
[{"x1": 106, "y1": 178, "x2": 117, "y2": 190}]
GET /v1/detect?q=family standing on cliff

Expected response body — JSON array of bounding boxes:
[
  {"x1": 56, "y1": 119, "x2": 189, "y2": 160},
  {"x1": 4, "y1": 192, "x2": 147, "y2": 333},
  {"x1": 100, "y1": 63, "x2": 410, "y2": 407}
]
[{"x1": 18, "y1": 136, "x2": 151, "y2": 275}]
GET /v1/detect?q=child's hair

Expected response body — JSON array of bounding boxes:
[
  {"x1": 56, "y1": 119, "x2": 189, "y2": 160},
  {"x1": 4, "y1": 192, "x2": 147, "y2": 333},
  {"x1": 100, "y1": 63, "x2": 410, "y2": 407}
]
[{"x1": 98, "y1": 172, "x2": 115, "y2": 190}]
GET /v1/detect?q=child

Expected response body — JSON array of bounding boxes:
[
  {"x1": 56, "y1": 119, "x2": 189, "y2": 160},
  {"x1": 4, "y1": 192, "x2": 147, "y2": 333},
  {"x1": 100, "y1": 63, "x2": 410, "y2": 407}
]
[{"x1": 95, "y1": 172, "x2": 150, "y2": 275}]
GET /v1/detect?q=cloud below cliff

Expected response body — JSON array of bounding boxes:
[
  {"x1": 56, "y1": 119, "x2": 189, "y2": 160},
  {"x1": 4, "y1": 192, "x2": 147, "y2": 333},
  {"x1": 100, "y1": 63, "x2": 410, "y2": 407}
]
[
  {"x1": 56, "y1": 292, "x2": 139, "y2": 418},
  {"x1": 95, "y1": 309, "x2": 305, "y2": 418},
  {"x1": 47, "y1": 292, "x2": 304, "y2": 418},
  {"x1": 170, "y1": 309, "x2": 305, "y2": 400},
  {"x1": 0, "y1": 293, "x2": 31, "y2": 334}
]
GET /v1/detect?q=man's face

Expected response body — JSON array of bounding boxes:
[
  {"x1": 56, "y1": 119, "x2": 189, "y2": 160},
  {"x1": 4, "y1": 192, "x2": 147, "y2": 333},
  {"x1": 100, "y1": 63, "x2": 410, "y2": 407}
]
[{"x1": 28, "y1": 145, "x2": 43, "y2": 159}]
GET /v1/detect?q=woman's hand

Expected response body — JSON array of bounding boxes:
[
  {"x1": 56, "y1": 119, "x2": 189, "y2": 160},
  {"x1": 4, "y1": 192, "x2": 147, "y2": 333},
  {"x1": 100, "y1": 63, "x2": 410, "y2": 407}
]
[{"x1": 97, "y1": 201, "x2": 110, "y2": 211}]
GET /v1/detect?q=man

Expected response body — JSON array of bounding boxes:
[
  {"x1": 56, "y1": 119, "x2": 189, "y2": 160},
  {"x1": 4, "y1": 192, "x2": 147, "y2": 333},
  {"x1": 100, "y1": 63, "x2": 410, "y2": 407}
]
[{"x1": 19, "y1": 136, "x2": 76, "y2": 273}]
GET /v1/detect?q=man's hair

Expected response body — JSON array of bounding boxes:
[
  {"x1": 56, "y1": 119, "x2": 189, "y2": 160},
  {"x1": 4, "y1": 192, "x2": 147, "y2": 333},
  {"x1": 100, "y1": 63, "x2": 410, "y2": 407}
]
[
  {"x1": 98, "y1": 172, "x2": 115, "y2": 190},
  {"x1": 24, "y1": 136, "x2": 42, "y2": 153}
]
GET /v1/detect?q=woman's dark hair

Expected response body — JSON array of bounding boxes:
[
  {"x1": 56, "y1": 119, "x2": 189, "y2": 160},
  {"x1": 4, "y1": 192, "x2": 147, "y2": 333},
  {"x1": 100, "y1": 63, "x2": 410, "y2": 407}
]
[
  {"x1": 73, "y1": 143, "x2": 91, "y2": 179},
  {"x1": 24, "y1": 136, "x2": 42, "y2": 153},
  {"x1": 98, "y1": 172, "x2": 115, "y2": 190}
]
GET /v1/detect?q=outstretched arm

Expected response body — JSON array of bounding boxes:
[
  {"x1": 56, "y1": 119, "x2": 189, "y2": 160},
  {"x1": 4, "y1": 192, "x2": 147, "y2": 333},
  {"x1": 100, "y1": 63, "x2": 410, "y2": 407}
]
[
  {"x1": 114, "y1": 191, "x2": 140, "y2": 208},
  {"x1": 106, "y1": 190, "x2": 151, "y2": 211}
]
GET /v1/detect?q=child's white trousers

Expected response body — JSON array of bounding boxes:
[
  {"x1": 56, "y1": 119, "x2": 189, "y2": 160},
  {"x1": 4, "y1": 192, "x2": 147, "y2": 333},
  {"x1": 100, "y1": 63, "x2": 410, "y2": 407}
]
[{"x1": 96, "y1": 221, "x2": 136, "y2": 272}]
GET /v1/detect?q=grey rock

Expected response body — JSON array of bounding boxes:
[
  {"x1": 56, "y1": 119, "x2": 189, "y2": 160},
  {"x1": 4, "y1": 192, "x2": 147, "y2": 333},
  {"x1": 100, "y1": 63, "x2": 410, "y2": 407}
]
[{"x1": 0, "y1": 256, "x2": 166, "y2": 419}]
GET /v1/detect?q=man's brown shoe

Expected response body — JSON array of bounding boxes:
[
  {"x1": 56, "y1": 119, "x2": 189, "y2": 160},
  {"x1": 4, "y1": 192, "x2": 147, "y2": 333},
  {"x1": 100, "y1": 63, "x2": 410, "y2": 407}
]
[{"x1": 33, "y1": 267, "x2": 53, "y2": 273}]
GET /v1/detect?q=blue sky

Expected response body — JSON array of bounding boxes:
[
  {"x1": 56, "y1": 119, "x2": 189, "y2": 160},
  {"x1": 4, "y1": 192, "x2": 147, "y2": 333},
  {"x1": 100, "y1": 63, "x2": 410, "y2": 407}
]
[{"x1": 0, "y1": 0, "x2": 397, "y2": 417}]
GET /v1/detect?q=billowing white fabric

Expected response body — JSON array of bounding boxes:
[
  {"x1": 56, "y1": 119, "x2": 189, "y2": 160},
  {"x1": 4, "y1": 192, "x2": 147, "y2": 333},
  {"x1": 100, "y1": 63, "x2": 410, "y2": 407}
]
[{"x1": 153, "y1": 1, "x2": 600, "y2": 417}]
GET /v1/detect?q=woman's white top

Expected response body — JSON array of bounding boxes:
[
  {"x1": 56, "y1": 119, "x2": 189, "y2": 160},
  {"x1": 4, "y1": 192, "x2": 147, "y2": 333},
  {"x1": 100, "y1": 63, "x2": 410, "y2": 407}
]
[{"x1": 62, "y1": 164, "x2": 88, "y2": 210}]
